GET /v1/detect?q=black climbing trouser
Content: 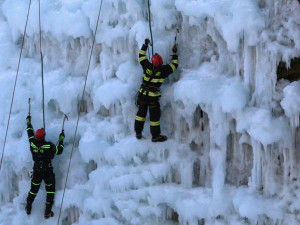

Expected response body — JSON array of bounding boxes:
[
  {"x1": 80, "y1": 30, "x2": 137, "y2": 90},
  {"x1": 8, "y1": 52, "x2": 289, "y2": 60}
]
[
  {"x1": 27, "y1": 162, "x2": 55, "y2": 204},
  {"x1": 135, "y1": 94, "x2": 161, "y2": 137}
]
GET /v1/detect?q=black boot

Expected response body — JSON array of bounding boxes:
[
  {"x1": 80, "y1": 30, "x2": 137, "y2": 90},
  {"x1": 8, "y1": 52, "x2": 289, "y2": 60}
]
[
  {"x1": 44, "y1": 202, "x2": 54, "y2": 219},
  {"x1": 136, "y1": 133, "x2": 146, "y2": 140},
  {"x1": 25, "y1": 200, "x2": 32, "y2": 215},
  {"x1": 152, "y1": 135, "x2": 167, "y2": 142},
  {"x1": 136, "y1": 133, "x2": 142, "y2": 139}
]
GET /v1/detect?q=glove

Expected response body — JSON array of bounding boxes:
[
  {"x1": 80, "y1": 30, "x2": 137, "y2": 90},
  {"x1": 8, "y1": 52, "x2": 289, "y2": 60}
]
[
  {"x1": 26, "y1": 115, "x2": 31, "y2": 124},
  {"x1": 172, "y1": 44, "x2": 177, "y2": 54},
  {"x1": 59, "y1": 131, "x2": 65, "y2": 142},
  {"x1": 145, "y1": 38, "x2": 150, "y2": 46}
]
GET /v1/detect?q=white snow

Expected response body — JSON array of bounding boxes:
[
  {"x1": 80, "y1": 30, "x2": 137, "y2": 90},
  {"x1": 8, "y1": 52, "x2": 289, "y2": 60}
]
[{"x1": 0, "y1": 0, "x2": 300, "y2": 225}]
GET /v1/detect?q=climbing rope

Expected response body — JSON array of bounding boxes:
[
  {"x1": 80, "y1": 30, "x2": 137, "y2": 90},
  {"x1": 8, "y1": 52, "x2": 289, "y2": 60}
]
[
  {"x1": 39, "y1": 0, "x2": 45, "y2": 130},
  {"x1": 0, "y1": 0, "x2": 32, "y2": 171},
  {"x1": 56, "y1": 0, "x2": 104, "y2": 224},
  {"x1": 147, "y1": 0, "x2": 154, "y2": 56}
]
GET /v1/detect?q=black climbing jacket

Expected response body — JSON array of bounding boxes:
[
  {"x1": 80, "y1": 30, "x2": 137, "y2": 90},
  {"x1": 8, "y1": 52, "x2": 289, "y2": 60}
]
[
  {"x1": 27, "y1": 123, "x2": 64, "y2": 164},
  {"x1": 138, "y1": 44, "x2": 178, "y2": 99}
]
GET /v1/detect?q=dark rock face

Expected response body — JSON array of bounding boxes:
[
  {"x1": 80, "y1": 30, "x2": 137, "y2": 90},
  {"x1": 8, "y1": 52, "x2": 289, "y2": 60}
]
[{"x1": 277, "y1": 57, "x2": 300, "y2": 81}]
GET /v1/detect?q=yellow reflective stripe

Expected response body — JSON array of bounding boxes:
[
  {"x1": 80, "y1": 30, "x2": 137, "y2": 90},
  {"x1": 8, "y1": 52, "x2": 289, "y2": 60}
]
[
  {"x1": 146, "y1": 69, "x2": 153, "y2": 75},
  {"x1": 46, "y1": 192, "x2": 55, "y2": 194},
  {"x1": 172, "y1": 59, "x2": 178, "y2": 64},
  {"x1": 143, "y1": 74, "x2": 150, "y2": 81},
  {"x1": 143, "y1": 76, "x2": 164, "y2": 83},
  {"x1": 29, "y1": 136, "x2": 35, "y2": 140},
  {"x1": 45, "y1": 183, "x2": 52, "y2": 187},
  {"x1": 149, "y1": 92, "x2": 160, "y2": 97},
  {"x1": 170, "y1": 63, "x2": 176, "y2": 72},
  {"x1": 27, "y1": 127, "x2": 33, "y2": 131},
  {"x1": 139, "y1": 89, "x2": 161, "y2": 97},
  {"x1": 30, "y1": 191, "x2": 37, "y2": 195},
  {"x1": 32, "y1": 182, "x2": 41, "y2": 186},
  {"x1": 139, "y1": 56, "x2": 147, "y2": 62},
  {"x1": 150, "y1": 121, "x2": 160, "y2": 126},
  {"x1": 55, "y1": 144, "x2": 63, "y2": 154},
  {"x1": 30, "y1": 143, "x2": 37, "y2": 148},
  {"x1": 135, "y1": 116, "x2": 146, "y2": 122},
  {"x1": 139, "y1": 50, "x2": 146, "y2": 55},
  {"x1": 151, "y1": 78, "x2": 164, "y2": 83},
  {"x1": 42, "y1": 145, "x2": 50, "y2": 149}
]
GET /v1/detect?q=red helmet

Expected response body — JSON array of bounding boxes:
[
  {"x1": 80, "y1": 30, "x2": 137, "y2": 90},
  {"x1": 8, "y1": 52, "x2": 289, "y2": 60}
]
[
  {"x1": 152, "y1": 54, "x2": 163, "y2": 66},
  {"x1": 35, "y1": 128, "x2": 45, "y2": 141}
]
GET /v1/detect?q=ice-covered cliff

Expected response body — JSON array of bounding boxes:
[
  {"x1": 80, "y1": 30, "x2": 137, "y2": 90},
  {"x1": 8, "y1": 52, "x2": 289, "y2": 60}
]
[{"x1": 0, "y1": 0, "x2": 300, "y2": 224}]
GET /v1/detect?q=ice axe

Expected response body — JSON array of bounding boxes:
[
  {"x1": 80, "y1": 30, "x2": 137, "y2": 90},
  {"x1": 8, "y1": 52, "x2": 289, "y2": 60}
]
[
  {"x1": 57, "y1": 114, "x2": 68, "y2": 145},
  {"x1": 174, "y1": 27, "x2": 179, "y2": 45},
  {"x1": 61, "y1": 114, "x2": 68, "y2": 131},
  {"x1": 28, "y1": 98, "x2": 31, "y2": 116},
  {"x1": 170, "y1": 28, "x2": 180, "y2": 58},
  {"x1": 173, "y1": 27, "x2": 180, "y2": 51}
]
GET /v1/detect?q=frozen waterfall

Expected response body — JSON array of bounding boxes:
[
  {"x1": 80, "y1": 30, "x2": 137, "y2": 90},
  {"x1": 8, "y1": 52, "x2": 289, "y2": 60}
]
[{"x1": 0, "y1": 0, "x2": 300, "y2": 225}]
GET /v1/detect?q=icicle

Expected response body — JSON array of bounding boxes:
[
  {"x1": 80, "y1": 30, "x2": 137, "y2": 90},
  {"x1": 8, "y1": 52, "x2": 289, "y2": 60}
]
[{"x1": 250, "y1": 139, "x2": 263, "y2": 190}]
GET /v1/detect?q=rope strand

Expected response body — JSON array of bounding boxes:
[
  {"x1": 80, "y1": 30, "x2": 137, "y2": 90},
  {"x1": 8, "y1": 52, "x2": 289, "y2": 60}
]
[
  {"x1": 0, "y1": 0, "x2": 32, "y2": 171},
  {"x1": 147, "y1": 0, "x2": 153, "y2": 56},
  {"x1": 56, "y1": 0, "x2": 104, "y2": 224},
  {"x1": 39, "y1": 0, "x2": 45, "y2": 130}
]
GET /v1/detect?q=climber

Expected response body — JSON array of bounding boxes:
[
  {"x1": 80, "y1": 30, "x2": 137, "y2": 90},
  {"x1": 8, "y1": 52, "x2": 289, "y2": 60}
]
[
  {"x1": 25, "y1": 115, "x2": 65, "y2": 219},
  {"x1": 135, "y1": 38, "x2": 178, "y2": 142}
]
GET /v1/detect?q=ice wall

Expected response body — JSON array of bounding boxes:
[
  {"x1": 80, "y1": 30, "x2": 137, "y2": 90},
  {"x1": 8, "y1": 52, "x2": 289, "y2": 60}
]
[{"x1": 0, "y1": 0, "x2": 300, "y2": 225}]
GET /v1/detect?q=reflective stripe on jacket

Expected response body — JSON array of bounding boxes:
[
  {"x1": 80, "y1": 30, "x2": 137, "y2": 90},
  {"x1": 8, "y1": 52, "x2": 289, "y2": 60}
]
[
  {"x1": 139, "y1": 44, "x2": 178, "y2": 98},
  {"x1": 27, "y1": 123, "x2": 64, "y2": 163}
]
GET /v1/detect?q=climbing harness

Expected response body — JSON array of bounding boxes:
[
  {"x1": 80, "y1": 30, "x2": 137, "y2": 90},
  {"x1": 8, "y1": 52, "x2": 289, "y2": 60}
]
[
  {"x1": 0, "y1": 0, "x2": 33, "y2": 171},
  {"x1": 34, "y1": 161, "x2": 52, "y2": 172},
  {"x1": 56, "y1": 0, "x2": 104, "y2": 224}
]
